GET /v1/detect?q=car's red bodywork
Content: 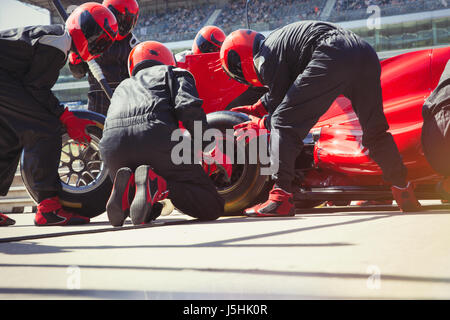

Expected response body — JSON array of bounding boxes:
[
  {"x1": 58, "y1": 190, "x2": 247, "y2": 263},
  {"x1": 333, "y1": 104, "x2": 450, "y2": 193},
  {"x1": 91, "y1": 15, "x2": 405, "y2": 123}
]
[{"x1": 177, "y1": 47, "x2": 450, "y2": 190}]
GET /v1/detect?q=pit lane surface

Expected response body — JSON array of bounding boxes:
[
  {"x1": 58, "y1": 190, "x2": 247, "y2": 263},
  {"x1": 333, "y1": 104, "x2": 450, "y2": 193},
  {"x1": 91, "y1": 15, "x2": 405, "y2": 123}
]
[{"x1": 1, "y1": 200, "x2": 450, "y2": 300}]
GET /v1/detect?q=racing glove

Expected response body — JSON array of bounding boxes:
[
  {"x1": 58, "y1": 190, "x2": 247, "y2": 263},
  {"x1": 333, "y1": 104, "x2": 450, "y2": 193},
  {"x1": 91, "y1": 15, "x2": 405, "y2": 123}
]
[
  {"x1": 233, "y1": 115, "x2": 269, "y2": 143},
  {"x1": 68, "y1": 52, "x2": 83, "y2": 65},
  {"x1": 202, "y1": 140, "x2": 233, "y2": 182},
  {"x1": 59, "y1": 108, "x2": 96, "y2": 144},
  {"x1": 230, "y1": 99, "x2": 267, "y2": 118}
]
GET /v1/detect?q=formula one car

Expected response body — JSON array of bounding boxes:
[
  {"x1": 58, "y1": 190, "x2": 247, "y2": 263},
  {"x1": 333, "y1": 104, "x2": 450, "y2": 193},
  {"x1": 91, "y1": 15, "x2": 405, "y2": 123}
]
[{"x1": 20, "y1": 45, "x2": 450, "y2": 217}]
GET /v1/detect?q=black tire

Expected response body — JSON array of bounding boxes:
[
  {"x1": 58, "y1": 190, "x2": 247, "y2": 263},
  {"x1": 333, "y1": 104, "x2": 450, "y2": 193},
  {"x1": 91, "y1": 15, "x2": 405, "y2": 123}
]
[
  {"x1": 20, "y1": 109, "x2": 112, "y2": 218},
  {"x1": 206, "y1": 111, "x2": 271, "y2": 215}
]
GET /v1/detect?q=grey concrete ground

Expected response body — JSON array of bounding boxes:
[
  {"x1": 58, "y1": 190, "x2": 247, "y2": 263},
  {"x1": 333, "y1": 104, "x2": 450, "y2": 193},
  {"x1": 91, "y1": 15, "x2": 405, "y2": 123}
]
[{"x1": 1, "y1": 201, "x2": 450, "y2": 300}]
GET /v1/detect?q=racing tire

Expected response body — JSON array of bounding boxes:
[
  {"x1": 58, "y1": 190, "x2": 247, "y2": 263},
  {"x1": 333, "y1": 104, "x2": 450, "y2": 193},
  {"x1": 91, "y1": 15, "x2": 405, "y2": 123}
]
[
  {"x1": 20, "y1": 109, "x2": 112, "y2": 218},
  {"x1": 206, "y1": 111, "x2": 272, "y2": 215}
]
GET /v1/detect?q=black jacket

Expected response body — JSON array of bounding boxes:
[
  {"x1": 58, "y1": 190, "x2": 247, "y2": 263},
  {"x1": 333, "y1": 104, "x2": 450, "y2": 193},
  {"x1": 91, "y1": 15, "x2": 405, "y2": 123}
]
[
  {"x1": 104, "y1": 64, "x2": 207, "y2": 141},
  {"x1": 423, "y1": 59, "x2": 450, "y2": 120},
  {"x1": 0, "y1": 24, "x2": 70, "y2": 117},
  {"x1": 254, "y1": 21, "x2": 341, "y2": 114}
]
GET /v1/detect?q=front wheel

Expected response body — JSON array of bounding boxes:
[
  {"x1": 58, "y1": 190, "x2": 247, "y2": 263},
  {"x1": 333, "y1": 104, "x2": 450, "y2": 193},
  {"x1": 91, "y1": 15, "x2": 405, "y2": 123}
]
[
  {"x1": 20, "y1": 110, "x2": 112, "y2": 218},
  {"x1": 206, "y1": 111, "x2": 272, "y2": 214}
]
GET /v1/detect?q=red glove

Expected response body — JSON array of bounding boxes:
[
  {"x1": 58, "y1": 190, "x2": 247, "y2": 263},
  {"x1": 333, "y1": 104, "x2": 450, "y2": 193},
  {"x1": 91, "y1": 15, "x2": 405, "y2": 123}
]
[
  {"x1": 233, "y1": 115, "x2": 269, "y2": 143},
  {"x1": 59, "y1": 108, "x2": 96, "y2": 144},
  {"x1": 68, "y1": 52, "x2": 83, "y2": 65},
  {"x1": 202, "y1": 140, "x2": 233, "y2": 182},
  {"x1": 230, "y1": 100, "x2": 267, "y2": 117}
]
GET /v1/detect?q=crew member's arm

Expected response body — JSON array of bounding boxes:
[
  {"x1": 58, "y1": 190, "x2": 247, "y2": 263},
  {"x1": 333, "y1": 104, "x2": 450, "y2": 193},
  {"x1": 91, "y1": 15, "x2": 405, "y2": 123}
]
[
  {"x1": 22, "y1": 43, "x2": 67, "y2": 118},
  {"x1": 172, "y1": 68, "x2": 232, "y2": 178},
  {"x1": 23, "y1": 43, "x2": 95, "y2": 143},
  {"x1": 257, "y1": 61, "x2": 291, "y2": 128},
  {"x1": 171, "y1": 68, "x2": 208, "y2": 143}
]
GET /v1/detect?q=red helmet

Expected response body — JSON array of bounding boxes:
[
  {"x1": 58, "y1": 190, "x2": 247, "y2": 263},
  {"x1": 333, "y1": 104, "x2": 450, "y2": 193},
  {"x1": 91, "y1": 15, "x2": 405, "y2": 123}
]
[
  {"x1": 192, "y1": 25, "x2": 226, "y2": 54},
  {"x1": 128, "y1": 41, "x2": 176, "y2": 76},
  {"x1": 220, "y1": 29, "x2": 265, "y2": 87},
  {"x1": 66, "y1": 2, "x2": 118, "y2": 61},
  {"x1": 102, "y1": 0, "x2": 139, "y2": 41}
]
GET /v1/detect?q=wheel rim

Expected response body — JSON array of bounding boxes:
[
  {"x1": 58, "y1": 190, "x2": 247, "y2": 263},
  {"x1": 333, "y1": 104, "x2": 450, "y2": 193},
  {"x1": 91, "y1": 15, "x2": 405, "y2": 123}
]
[{"x1": 58, "y1": 133, "x2": 109, "y2": 194}]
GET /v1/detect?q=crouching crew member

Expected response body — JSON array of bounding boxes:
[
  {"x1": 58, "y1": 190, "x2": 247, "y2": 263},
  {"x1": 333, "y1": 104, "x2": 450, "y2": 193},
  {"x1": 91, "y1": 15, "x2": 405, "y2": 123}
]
[
  {"x1": 221, "y1": 21, "x2": 422, "y2": 216},
  {"x1": 0, "y1": 3, "x2": 118, "y2": 226},
  {"x1": 100, "y1": 41, "x2": 225, "y2": 226}
]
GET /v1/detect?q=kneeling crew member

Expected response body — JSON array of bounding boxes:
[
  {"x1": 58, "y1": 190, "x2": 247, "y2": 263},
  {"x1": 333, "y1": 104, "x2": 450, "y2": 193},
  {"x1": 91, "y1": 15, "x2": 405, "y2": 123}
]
[{"x1": 100, "y1": 41, "x2": 225, "y2": 226}]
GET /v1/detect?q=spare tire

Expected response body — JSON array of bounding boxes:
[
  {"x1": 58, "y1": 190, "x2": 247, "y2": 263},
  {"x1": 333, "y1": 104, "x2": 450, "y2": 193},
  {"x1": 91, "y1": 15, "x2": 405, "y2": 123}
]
[{"x1": 20, "y1": 110, "x2": 112, "y2": 218}]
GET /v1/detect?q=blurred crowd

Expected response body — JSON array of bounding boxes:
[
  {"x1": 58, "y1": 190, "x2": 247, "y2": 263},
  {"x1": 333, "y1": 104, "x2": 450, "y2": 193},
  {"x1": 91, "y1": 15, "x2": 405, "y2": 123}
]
[
  {"x1": 135, "y1": 4, "x2": 216, "y2": 42},
  {"x1": 215, "y1": 0, "x2": 324, "y2": 33},
  {"x1": 133, "y1": 0, "x2": 448, "y2": 42},
  {"x1": 331, "y1": 0, "x2": 448, "y2": 22}
]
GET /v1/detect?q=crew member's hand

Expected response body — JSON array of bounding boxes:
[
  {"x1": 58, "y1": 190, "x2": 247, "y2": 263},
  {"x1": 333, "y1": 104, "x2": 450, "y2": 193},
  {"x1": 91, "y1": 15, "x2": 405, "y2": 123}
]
[
  {"x1": 233, "y1": 115, "x2": 269, "y2": 143},
  {"x1": 68, "y1": 51, "x2": 83, "y2": 65},
  {"x1": 59, "y1": 108, "x2": 96, "y2": 144},
  {"x1": 230, "y1": 99, "x2": 267, "y2": 117},
  {"x1": 202, "y1": 141, "x2": 232, "y2": 182}
]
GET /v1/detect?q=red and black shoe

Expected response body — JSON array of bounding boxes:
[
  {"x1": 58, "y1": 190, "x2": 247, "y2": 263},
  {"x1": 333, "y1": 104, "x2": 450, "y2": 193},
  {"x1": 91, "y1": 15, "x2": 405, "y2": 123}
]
[
  {"x1": 391, "y1": 182, "x2": 422, "y2": 212},
  {"x1": 244, "y1": 186, "x2": 295, "y2": 217},
  {"x1": 34, "y1": 197, "x2": 90, "y2": 226},
  {"x1": 0, "y1": 212, "x2": 15, "y2": 226},
  {"x1": 130, "y1": 165, "x2": 169, "y2": 225},
  {"x1": 106, "y1": 167, "x2": 135, "y2": 227}
]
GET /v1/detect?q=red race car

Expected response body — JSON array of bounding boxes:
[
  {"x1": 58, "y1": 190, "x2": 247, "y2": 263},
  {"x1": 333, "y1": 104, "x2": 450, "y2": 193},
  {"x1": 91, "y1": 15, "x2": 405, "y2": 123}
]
[{"x1": 20, "y1": 46, "x2": 450, "y2": 217}]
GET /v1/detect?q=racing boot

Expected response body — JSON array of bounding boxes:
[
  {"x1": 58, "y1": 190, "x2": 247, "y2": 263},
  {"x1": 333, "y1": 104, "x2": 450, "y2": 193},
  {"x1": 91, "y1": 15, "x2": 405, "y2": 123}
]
[
  {"x1": 106, "y1": 167, "x2": 135, "y2": 227},
  {"x1": 244, "y1": 186, "x2": 295, "y2": 217},
  {"x1": 391, "y1": 182, "x2": 422, "y2": 212},
  {"x1": 34, "y1": 197, "x2": 90, "y2": 226},
  {"x1": 130, "y1": 165, "x2": 169, "y2": 225},
  {"x1": 436, "y1": 177, "x2": 450, "y2": 201},
  {"x1": 0, "y1": 212, "x2": 15, "y2": 226}
]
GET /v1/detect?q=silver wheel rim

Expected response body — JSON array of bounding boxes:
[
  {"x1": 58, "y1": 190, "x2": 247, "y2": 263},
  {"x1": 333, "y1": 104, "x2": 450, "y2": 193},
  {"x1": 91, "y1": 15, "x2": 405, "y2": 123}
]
[{"x1": 58, "y1": 133, "x2": 109, "y2": 194}]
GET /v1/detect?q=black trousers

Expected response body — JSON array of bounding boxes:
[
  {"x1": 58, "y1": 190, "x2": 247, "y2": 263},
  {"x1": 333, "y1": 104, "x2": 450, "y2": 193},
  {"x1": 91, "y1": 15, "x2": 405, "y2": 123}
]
[
  {"x1": 99, "y1": 121, "x2": 224, "y2": 220},
  {"x1": 87, "y1": 83, "x2": 119, "y2": 116},
  {"x1": 269, "y1": 32, "x2": 407, "y2": 191},
  {"x1": 0, "y1": 71, "x2": 62, "y2": 202},
  {"x1": 422, "y1": 109, "x2": 450, "y2": 176},
  {"x1": 87, "y1": 89, "x2": 111, "y2": 116}
]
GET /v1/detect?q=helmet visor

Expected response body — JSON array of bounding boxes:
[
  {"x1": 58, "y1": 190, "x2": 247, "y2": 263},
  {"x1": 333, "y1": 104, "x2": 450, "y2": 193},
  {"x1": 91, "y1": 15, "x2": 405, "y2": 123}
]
[
  {"x1": 109, "y1": 5, "x2": 138, "y2": 38},
  {"x1": 80, "y1": 10, "x2": 116, "y2": 58},
  {"x1": 224, "y1": 49, "x2": 252, "y2": 86},
  {"x1": 88, "y1": 32, "x2": 114, "y2": 57},
  {"x1": 195, "y1": 34, "x2": 221, "y2": 53}
]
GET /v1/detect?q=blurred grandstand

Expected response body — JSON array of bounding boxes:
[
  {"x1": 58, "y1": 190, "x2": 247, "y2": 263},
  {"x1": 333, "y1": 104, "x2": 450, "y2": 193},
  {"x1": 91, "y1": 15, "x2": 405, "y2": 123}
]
[{"x1": 18, "y1": 0, "x2": 450, "y2": 104}]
